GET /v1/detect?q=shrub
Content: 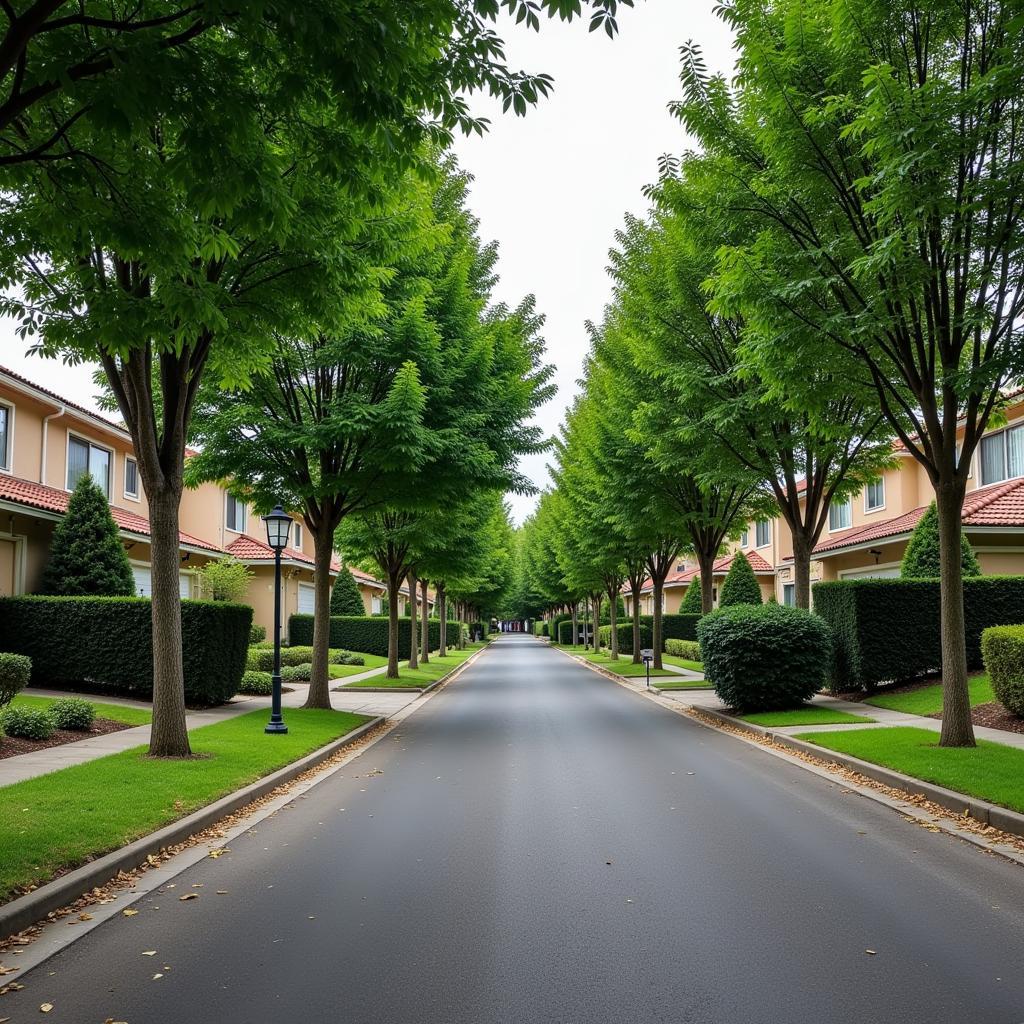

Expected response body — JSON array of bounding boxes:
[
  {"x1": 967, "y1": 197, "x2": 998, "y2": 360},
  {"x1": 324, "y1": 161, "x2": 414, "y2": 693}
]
[
  {"x1": 697, "y1": 604, "x2": 832, "y2": 712},
  {"x1": 329, "y1": 650, "x2": 365, "y2": 666},
  {"x1": 0, "y1": 653, "x2": 31, "y2": 708},
  {"x1": 982, "y1": 625, "x2": 1024, "y2": 717},
  {"x1": 196, "y1": 555, "x2": 254, "y2": 602},
  {"x1": 249, "y1": 624, "x2": 267, "y2": 644},
  {"x1": 661, "y1": 614, "x2": 702, "y2": 643},
  {"x1": 558, "y1": 620, "x2": 574, "y2": 646},
  {"x1": 330, "y1": 566, "x2": 367, "y2": 616},
  {"x1": 41, "y1": 475, "x2": 135, "y2": 597},
  {"x1": 246, "y1": 647, "x2": 273, "y2": 672},
  {"x1": 813, "y1": 576, "x2": 1024, "y2": 692},
  {"x1": 680, "y1": 579, "x2": 703, "y2": 613},
  {"x1": 719, "y1": 552, "x2": 763, "y2": 607},
  {"x1": 598, "y1": 621, "x2": 653, "y2": 654},
  {"x1": 0, "y1": 596, "x2": 252, "y2": 706},
  {"x1": 665, "y1": 639, "x2": 701, "y2": 662},
  {"x1": 281, "y1": 663, "x2": 312, "y2": 682},
  {"x1": 1, "y1": 706, "x2": 55, "y2": 740},
  {"x1": 49, "y1": 697, "x2": 96, "y2": 731},
  {"x1": 238, "y1": 670, "x2": 273, "y2": 696},
  {"x1": 288, "y1": 615, "x2": 457, "y2": 659},
  {"x1": 901, "y1": 501, "x2": 982, "y2": 578}
]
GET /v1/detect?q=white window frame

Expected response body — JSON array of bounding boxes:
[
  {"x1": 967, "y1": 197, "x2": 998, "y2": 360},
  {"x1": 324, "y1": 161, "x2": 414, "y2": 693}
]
[
  {"x1": 828, "y1": 499, "x2": 853, "y2": 532},
  {"x1": 224, "y1": 491, "x2": 247, "y2": 534},
  {"x1": 0, "y1": 399, "x2": 13, "y2": 474},
  {"x1": 740, "y1": 528, "x2": 749, "y2": 548},
  {"x1": 864, "y1": 478, "x2": 885, "y2": 513},
  {"x1": 980, "y1": 423, "x2": 1024, "y2": 486},
  {"x1": 293, "y1": 522, "x2": 303, "y2": 550},
  {"x1": 123, "y1": 455, "x2": 140, "y2": 501},
  {"x1": 66, "y1": 431, "x2": 112, "y2": 498},
  {"x1": 755, "y1": 520, "x2": 771, "y2": 548}
]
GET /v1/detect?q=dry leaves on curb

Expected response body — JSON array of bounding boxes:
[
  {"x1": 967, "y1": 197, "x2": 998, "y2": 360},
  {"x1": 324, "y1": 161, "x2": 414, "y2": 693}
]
[{"x1": 178, "y1": 893, "x2": 199, "y2": 902}]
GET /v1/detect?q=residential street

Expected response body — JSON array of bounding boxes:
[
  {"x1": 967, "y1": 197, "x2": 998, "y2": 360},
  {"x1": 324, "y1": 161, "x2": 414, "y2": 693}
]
[{"x1": 9, "y1": 635, "x2": 1024, "y2": 1023}]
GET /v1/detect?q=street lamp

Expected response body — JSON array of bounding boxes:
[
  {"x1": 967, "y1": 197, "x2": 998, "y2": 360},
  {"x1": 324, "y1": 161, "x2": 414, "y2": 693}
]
[{"x1": 262, "y1": 504, "x2": 293, "y2": 735}]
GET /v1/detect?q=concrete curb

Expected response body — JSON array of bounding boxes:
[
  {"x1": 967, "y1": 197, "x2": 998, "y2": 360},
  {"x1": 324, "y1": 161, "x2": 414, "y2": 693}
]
[
  {"x1": 337, "y1": 644, "x2": 489, "y2": 696},
  {"x1": 692, "y1": 705, "x2": 1024, "y2": 840},
  {"x1": 0, "y1": 715, "x2": 384, "y2": 939}
]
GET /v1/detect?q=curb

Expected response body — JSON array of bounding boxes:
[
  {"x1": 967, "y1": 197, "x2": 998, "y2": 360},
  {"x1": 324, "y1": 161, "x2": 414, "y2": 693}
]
[
  {"x1": 338, "y1": 644, "x2": 490, "y2": 696},
  {"x1": 692, "y1": 705, "x2": 1024, "y2": 840},
  {"x1": 0, "y1": 715, "x2": 384, "y2": 939}
]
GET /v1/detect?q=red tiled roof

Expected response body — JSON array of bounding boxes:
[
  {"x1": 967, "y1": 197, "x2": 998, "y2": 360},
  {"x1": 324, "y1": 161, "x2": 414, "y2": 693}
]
[
  {"x1": 640, "y1": 550, "x2": 774, "y2": 592},
  {"x1": 225, "y1": 533, "x2": 340, "y2": 573},
  {"x1": 0, "y1": 473, "x2": 222, "y2": 552},
  {"x1": 811, "y1": 478, "x2": 1024, "y2": 556}
]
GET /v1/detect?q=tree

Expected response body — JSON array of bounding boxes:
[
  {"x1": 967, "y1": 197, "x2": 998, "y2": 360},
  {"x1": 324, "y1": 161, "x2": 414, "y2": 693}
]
[
  {"x1": 680, "y1": 578, "x2": 702, "y2": 613},
  {"x1": 718, "y1": 552, "x2": 762, "y2": 608},
  {"x1": 41, "y1": 475, "x2": 134, "y2": 596},
  {"x1": 685, "y1": 3, "x2": 1024, "y2": 745},
  {"x1": 331, "y1": 566, "x2": 367, "y2": 616},
  {"x1": 196, "y1": 556, "x2": 253, "y2": 603},
  {"x1": 901, "y1": 504, "x2": 982, "y2": 580}
]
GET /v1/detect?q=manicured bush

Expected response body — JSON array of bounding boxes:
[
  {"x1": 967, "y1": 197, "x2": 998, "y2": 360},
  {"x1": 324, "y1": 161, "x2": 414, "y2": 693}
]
[
  {"x1": 558, "y1": 620, "x2": 574, "y2": 646},
  {"x1": 665, "y1": 639, "x2": 701, "y2": 662},
  {"x1": 661, "y1": 614, "x2": 702, "y2": 642},
  {"x1": 249, "y1": 624, "x2": 267, "y2": 644},
  {"x1": 196, "y1": 555, "x2": 253, "y2": 602},
  {"x1": 246, "y1": 648, "x2": 273, "y2": 671},
  {"x1": 0, "y1": 652, "x2": 31, "y2": 708},
  {"x1": 680, "y1": 579, "x2": 703, "y2": 613},
  {"x1": 0, "y1": 596, "x2": 252, "y2": 706},
  {"x1": 238, "y1": 670, "x2": 273, "y2": 696},
  {"x1": 41, "y1": 475, "x2": 135, "y2": 597},
  {"x1": 901, "y1": 501, "x2": 982, "y2": 579},
  {"x1": 548, "y1": 614, "x2": 572, "y2": 645},
  {"x1": 697, "y1": 604, "x2": 833, "y2": 712},
  {"x1": 330, "y1": 566, "x2": 367, "y2": 616},
  {"x1": 49, "y1": 697, "x2": 96, "y2": 731},
  {"x1": 1, "y1": 706, "x2": 55, "y2": 740},
  {"x1": 719, "y1": 552, "x2": 763, "y2": 607},
  {"x1": 598, "y1": 621, "x2": 653, "y2": 654},
  {"x1": 813, "y1": 576, "x2": 1024, "y2": 692},
  {"x1": 288, "y1": 615, "x2": 457, "y2": 659},
  {"x1": 982, "y1": 625, "x2": 1024, "y2": 717},
  {"x1": 330, "y1": 650, "x2": 365, "y2": 666},
  {"x1": 281, "y1": 663, "x2": 312, "y2": 682}
]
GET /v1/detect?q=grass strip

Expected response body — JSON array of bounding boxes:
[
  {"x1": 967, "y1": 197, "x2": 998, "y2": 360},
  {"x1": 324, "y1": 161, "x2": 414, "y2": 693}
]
[
  {"x1": 341, "y1": 647, "x2": 479, "y2": 689},
  {"x1": 0, "y1": 708, "x2": 370, "y2": 902},
  {"x1": 864, "y1": 674, "x2": 993, "y2": 716},
  {"x1": 741, "y1": 707, "x2": 875, "y2": 727},
  {"x1": 652, "y1": 681, "x2": 714, "y2": 690},
  {"x1": 11, "y1": 695, "x2": 152, "y2": 727},
  {"x1": 795, "y1": 725, "x2": 1024, "y2": 814}
]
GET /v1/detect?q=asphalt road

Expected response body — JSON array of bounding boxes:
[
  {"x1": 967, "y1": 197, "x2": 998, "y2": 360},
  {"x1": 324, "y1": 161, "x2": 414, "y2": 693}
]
[{"x1": 8, "y1": 635, "x2": 1024, "y2": 1023}]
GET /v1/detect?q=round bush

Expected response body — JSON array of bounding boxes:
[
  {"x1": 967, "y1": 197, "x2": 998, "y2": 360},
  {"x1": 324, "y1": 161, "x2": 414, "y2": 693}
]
[
  {"x1": 249, "y1": 623, "x2": 268, "y2": 644},
  {"x1": 697, "y1": 604, "x2": 833, "y2": 712},
  {"x1": 0, "y1": 652, "x2": 31, "y2": 708},
  {"x1": 981, "y1": 625, "x2": 1024, "y2": 717},
  {"x1": 1, "y1": 706, "x2": 56, "y2": 740},
  {"x1": 49, "y1": 697, "x2": 96, "y2": 731},
  {"x1": 281, "y1": 663, "x2": 313, "y2": 682},
  {"x1": 281, "y1": 646, "x2": 314, "y2": 667},
  {"x1": 330, "y1": 650, "x2": 364, "y2": 666},
  {"x1": 238, "y1": 670, "x2": 273, "y2": 696},
  {"x1": 246, "y1": 647, "x2": 275, "y2": 672}
]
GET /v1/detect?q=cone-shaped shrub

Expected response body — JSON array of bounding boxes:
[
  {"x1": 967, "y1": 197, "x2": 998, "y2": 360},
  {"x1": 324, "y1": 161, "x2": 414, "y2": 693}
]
[
  {"x1": 680, "y1": 578, "x2": 703, "y2": 612},
  {"x1": 900, "y1": 501, "x2": 981, "y2": 578},
  {"x1": 330, "y1": 565, "x2": 366, "y2": 615},
  {"x1": 718, "y1": 552, "x2": 762, "y2": 607},
  {"x1": 41, "y1": 476, "x2": 135, "y2": 596}
]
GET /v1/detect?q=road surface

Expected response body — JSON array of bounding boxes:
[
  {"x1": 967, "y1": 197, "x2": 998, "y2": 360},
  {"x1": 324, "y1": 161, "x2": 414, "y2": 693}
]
[{"x1": 7, "y1": 634, "x2": 1024, "y2": 1023}]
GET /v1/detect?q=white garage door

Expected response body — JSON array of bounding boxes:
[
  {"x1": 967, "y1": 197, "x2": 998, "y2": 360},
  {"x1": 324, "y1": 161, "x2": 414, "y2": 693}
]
[
  {"x1": 840, "y1": 565, "x2": 900, "y2": 580},
  {"x1": 179, "y1": 572, "x2": 193, "y2": 599},
  {"x1": 131, "y1": 566, "x2": 195, "y2": 598},
  {"x1": 298, "y1": 582, "x2": 315, "y2": 614}
]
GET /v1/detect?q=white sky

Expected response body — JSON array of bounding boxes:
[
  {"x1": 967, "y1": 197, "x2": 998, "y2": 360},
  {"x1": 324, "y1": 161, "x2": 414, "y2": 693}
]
[{"x1": 0, "y1": 0, "x2": 736, "y2": 525}]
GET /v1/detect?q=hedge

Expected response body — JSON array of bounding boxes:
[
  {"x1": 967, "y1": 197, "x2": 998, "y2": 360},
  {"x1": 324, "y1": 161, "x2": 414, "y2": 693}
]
[
  {"x1": 982, "y1": 625, "x2": 1024, "y2": 717},
  {"x1": 812, "y1": 576, "x2": 1024, "y2": 692},
  {"x1": 558, "y1": 620, "x2": 574, "y2": 646},
  {"x1": 665, "y1": 639, "x2": 701, "y2": 662},
  {"x1": 661, "y1": 614, "x2": 702, "y2": 642},
  {"x1": 534, "y1": 621, "x2": 548, "y2": 637},
  {"x1": 288, "y1": 615, "x2": 459, "y2": 659},
  {"x1": 598, "y1": 621, "x2": 653, "y2": 654},
  {"x1": 0, "y1": 596, "x2": 252, "y2": 706}
]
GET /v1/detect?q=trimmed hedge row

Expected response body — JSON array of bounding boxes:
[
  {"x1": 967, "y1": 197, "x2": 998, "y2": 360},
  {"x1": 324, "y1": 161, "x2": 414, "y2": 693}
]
[
  {"x1": 534, "y1": 621, "x2": 549, "y2": 637},
  {"x1": 288, "y1": 615, "x2": 459, "y2": 659},
  {"x1": 0, "y1": 596, "x2": 252, "y2": 706},
  {"x1": 813, "y1": 576, "x2": 1024, "y2": 692},
  {"x1": 598, "y1": 622, "x2": 653, "y2": 654},
  {"x1": 665, "y1": 639, "x2": 701, "y2": 662}
]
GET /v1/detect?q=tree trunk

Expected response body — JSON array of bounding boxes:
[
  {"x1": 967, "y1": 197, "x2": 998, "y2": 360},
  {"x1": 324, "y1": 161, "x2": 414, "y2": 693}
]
[
  {"x1": 607, "y1": 586, "x2": 619, "y2": 660},
  {"x1": 630, "y1": 582, "x2": 642, "y2": 664},
  {"x1": 652, "y1": 579, "x2": 665, "y2": 670},
  {"x1": 385, "y1": 574, "x2": 402, "y2": 679},
  {"x1": 420, "y1": 578, "x2": 430, "y2": 663},
  {"x1": 304, "y1": 523, "x2": 335, "y2": 708},
  {"x1": 936, "y1": 484, "x2": 975, "y2": 747},
  {"x1": 696, "y1": 548, "x2": 716, "y2": 615},
  {"x1": 407, "y1": 569, "x2": 419, "y2": 670},
  {"x1": 571, "y1": 602, "x2": 578, "y2": 649},
  {"x1": 791, "y1": 531, "x2": 813, "y2": 610},
  {"x1": 439, "y1": 584, "x2": 447, "y2": 657},
  {"x1": 591, "y1": 592, "x2": 602, "y2": 650},
  {"x1": 147, "y1": 487, "x2": 191, "y2": 757}
]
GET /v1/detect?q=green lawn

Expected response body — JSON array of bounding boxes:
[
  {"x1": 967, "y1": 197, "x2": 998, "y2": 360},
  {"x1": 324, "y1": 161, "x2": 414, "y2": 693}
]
[
  {"x1": 0, "y1": 708, "x2": 370, "y2": 902},
  {"x1": 864, "y1": 674, "x2": 994, "y2": 716},
  {"x1": 796, "y1": 725, "x2": 1024, "y2": 814},
  {"x1": 669, "y1": 658, "x2": 704, "y2": 673},
  {"x1": 10, "y1": 694, "x2": 152, "y2": 727},
  {"x1": 341, "y1": 647, "x2": 479, "y2": 689},
  {"x1": 742, "y1": 706, "x2": 875, "y2": 727},
  {"x1": 328, "y1": 652, "x2": 388, "y2": 679},
  {"x1": 575, "y1": 650, "x2": 675, "y2": 678},
  {"x1": 652, "y1": 681, "x2": 714, "y2": 690}
]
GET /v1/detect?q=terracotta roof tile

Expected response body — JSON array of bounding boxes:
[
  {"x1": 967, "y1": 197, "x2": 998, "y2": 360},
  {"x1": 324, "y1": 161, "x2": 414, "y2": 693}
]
[
  {"x1": 640, "y1": 550, "x2": 774, "y2": 592},
  {"x1": 225, "y1": 533, "x2": 340, "y2": 573}
]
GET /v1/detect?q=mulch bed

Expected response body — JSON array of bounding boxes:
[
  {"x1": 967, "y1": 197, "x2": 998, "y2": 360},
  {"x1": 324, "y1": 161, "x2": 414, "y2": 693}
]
[
  {"x1": 958, "y1": 702, "x2": 1024, "y2": 736},
  {"x1": 0, "y1": 717, "x2": 135, "y2": 761}
]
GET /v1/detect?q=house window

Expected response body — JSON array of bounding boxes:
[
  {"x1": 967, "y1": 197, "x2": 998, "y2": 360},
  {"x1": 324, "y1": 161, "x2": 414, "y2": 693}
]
[
  {"x1": 124, "y1": 456, "x2": 139, "y2": 500},
  {"x1": 0, "y1": 402, "x2": 10, "y2": 472},
  {"x1": 293, "y1": 522, "x2": 303, "y2": 550},
  {"x1": 865, "y1": 479, "x2": 885, "y2": 512},
  {"x1": 67, "y1": 435, "x2": 111, "y2": 498},
  {"x1": 980, "y1": 425, "x2": 1024, "y2": 485},
  {"x1": 225, "y1": 492, "x2": 246, "y2": 533},
  {"x1": 740, "y1": 529, "x2": 749, "y2": 548},
  {"x1": 755, "y1": 520, "x2": 771, "y2": 547},
  {"x1": 829, "y1": 499, "x2": 852, "y2": 531},
  {"x1": 955, "y1": 443, "x2": 972, "y2": 479},
  {"x1": 783, "y1": 583, "x2": 795, "y2": 607}
]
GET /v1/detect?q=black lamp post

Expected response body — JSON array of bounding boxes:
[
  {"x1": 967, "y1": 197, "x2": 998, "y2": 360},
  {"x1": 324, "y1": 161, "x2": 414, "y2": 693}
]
[{"x1": 262, "y1": 503, "x2": 293, "y2": 735}]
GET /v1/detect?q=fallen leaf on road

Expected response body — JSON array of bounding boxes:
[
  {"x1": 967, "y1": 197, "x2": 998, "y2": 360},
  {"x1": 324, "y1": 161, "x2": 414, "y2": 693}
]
[
  {"x1": 215, "y1": 891, "x2": 228, "y2": 895},
  {"x1": 208, "y1": 848, "x2": 229, "y2": 859},
  {"x1": 178, "y1": 894, "x2": 199, "y2": 902},
  {"x1": 141, "y1": 951, "x2": 156, "y2": 957},
  {"x1": 122, "y1": 910, "x2": 138, "y2": 917},
  {"x1": 152, "y1": 973, "x2": 163, "y2": 981},
  {"x1": 865, "y1": 949, "x2": 877, "y2": 955},
  {"x1": 39, "y1": 1004, "x2": 53, "y2": 1013},
  {"x1": 0, "y1": 965, "x2": 17, "y2": 976}
]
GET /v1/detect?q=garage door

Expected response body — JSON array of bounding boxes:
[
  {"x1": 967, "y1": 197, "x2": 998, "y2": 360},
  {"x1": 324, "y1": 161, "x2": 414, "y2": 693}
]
[
  {"x1": 298, "y1": 583, "x2": 315, "y2": 614},
  {"x1": 840, "y1": 565, "x2": 900, "y2": 580},
  {"x1": 131, "y1": 566, "x2": 195, "y2": 598}
]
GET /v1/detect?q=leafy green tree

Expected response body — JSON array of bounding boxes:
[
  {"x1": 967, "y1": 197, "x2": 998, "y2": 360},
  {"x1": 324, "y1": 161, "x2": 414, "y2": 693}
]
[
  {"x1": 718, "y1": 552, "x2": 762, "y2": 608},
  {"x1": 680, "y1": 579, "x2": 702, "y2": 613},
  {"x1": 330, "y1": 566, "x2": 367, "y2": 617},
  {"x1": 901, "y1": 504, "x2": 982, "y2": 580},
  {"x1": 41, "y1": 475, "x2": 134, "y2": 597},
  {"x1": 196, "y1": 556, "x2": 253, "y2": 603}
]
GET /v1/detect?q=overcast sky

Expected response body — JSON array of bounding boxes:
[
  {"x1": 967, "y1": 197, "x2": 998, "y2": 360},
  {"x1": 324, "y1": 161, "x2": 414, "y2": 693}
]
[{"x1": 0, "y1": 0, "x2": 736, "y2": 525}]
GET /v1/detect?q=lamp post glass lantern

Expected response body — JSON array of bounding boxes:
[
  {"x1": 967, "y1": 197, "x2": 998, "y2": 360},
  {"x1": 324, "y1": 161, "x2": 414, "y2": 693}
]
[{"x1": 263, "y1": 504, "x2": 293, "y2": 735}]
